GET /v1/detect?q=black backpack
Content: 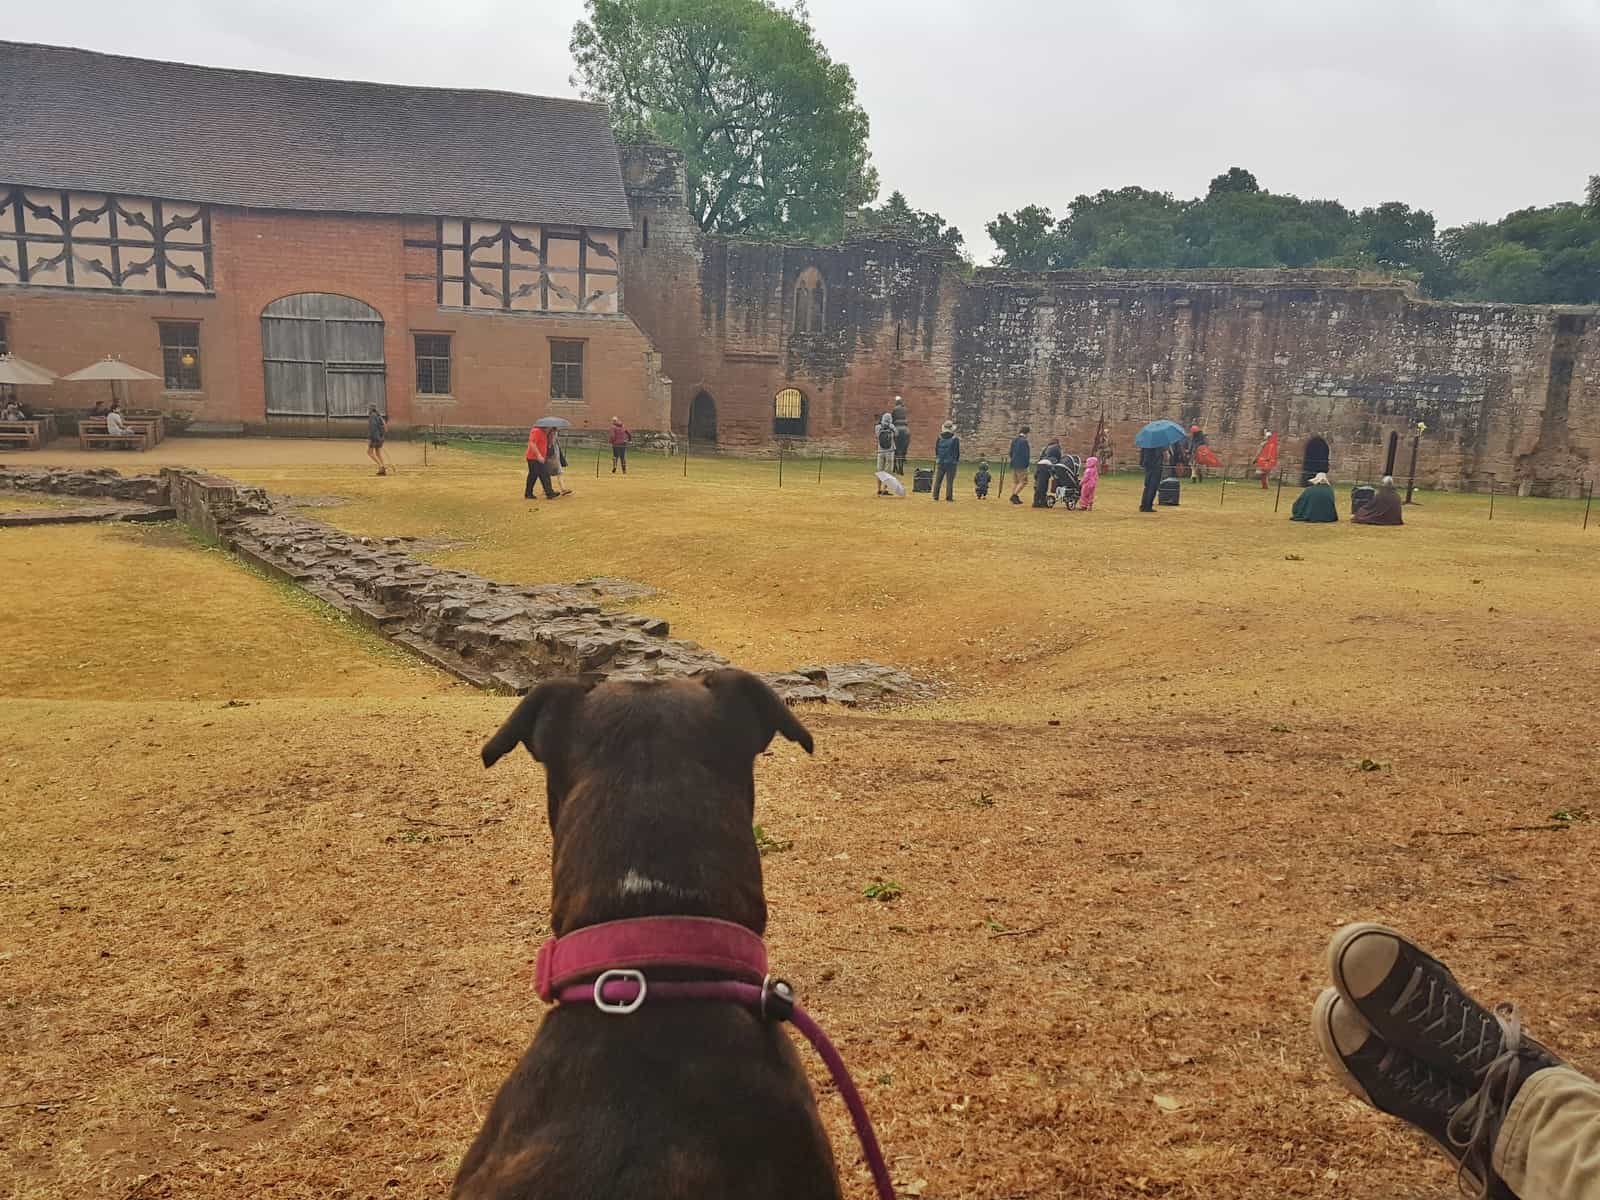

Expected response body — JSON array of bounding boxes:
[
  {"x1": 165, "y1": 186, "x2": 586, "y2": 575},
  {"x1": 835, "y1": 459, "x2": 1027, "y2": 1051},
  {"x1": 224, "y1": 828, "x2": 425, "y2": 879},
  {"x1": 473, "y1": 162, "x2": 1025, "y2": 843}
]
[{"x1": 878, "y1": 426, "x2": 893, "y2": 449}]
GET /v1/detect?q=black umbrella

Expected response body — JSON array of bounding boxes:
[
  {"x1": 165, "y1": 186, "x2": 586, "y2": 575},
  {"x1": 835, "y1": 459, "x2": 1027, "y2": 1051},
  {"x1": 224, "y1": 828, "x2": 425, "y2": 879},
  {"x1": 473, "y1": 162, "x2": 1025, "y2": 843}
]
[{"x1": 534, "y1": 416, "x2": 571, "y2": 429}]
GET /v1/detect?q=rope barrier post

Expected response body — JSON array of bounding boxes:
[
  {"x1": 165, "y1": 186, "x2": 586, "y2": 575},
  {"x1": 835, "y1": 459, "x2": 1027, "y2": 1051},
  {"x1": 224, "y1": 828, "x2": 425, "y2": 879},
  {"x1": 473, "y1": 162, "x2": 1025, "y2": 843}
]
[
  {"x1": 1219, "y1": 471, "x2": 1227, "y2": 508},
  {"x1": 1273, "y1": 467, "x2": 1286, "y2": 513},
  {"x1": 596, "y1": 445, "x2": 602, "y2": 477},
  {"x1": 1488, "y1": 474, "x2": 1496, "y2": 521},
  {"x1": 778, "y1": 445, "x2": 785, "y2": 489},
  {"x1": 1404, "y1": 432, "x2": 1421, "y2": 504},
  {"x1": 816, "y1": 452, "x2": 824, "y2": 483},
  {"x1": 683, "y1": 437, "x2": 689, "y2": 477},
  {"x1": 1585, "y1": 480, "x2": 1593, "y2": 530}
]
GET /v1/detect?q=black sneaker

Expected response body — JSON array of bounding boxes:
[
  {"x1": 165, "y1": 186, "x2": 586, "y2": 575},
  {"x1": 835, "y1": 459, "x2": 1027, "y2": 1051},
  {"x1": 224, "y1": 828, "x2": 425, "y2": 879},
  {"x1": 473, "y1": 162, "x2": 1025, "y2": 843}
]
[
  {"x1": 1010, "y1": 494, "x2": 1022, "y2": 505},
  {"x1": 1327, "y1": 924, "x2": 1561, "y2": 1087},
  {"x1": 1313, "y1": 990, "x2": 1514, "y2": 1200}
]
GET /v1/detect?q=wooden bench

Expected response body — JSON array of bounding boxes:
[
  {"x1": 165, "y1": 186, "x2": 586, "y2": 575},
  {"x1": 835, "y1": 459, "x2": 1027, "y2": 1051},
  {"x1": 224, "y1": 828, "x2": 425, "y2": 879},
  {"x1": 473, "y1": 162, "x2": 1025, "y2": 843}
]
[
  {"x1": 0, "y1": 420, "x2": 45, "y2": 450},
  {"x1": 78, "y1": 420, "x2": 150, "y2": 451}
]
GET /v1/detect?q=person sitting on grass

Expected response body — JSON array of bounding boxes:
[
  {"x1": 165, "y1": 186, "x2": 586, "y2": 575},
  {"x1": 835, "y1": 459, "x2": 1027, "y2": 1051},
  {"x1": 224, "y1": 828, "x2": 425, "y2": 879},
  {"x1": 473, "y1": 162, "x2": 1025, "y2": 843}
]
[
  {"x1": 1314, "y1": 922, "x2": 1597, "y2": 1200},
  {"x1": 974, "y1": 460, "x2": 992, "y2": 499},
  {"x1": 1353, "y1": 476, "x2": 1404, "y2": 526},
  {"x1": 1291, "y1": 472, "x2": 1339, "y2": 523}
]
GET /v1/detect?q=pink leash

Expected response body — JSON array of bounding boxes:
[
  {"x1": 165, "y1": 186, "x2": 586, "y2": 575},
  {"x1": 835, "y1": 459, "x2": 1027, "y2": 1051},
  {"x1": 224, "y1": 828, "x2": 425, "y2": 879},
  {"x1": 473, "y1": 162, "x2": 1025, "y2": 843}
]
[{"x1": 538, "y1": 916, "x2": 896, "y2": 1200}]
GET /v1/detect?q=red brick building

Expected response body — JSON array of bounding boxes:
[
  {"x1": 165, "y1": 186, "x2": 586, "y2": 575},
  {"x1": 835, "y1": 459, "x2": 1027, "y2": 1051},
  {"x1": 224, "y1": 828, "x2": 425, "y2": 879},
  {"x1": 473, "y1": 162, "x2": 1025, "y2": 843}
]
[{"x1": 0, "y1": 42, "x2": 670, "y2": 438}]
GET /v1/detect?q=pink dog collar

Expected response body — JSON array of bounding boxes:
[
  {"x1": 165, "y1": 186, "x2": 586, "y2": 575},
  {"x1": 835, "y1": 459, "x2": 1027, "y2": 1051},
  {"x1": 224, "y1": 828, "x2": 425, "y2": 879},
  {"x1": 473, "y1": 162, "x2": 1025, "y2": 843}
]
[{"x1": 534, "y1": 915, "x2": 768, "y2": 1002}]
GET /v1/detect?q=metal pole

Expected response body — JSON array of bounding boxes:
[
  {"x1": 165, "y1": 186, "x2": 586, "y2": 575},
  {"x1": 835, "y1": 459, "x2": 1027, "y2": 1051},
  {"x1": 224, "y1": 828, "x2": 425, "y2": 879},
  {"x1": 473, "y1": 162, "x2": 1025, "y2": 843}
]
[
  {"x1": 817, "y1": 452, "x2": 824, "y2": 483},
  {"x1": 1488, "y1": 475, "x2": 1496, "y2": 520},
  {"x1": 1404, "y1": 435, "x2": 1421, "y2": 504},
  {"x1": 596, "y1": 445, "x2": 601, "y2": 477},
  {"x1": 683, "y1": 437, "x2": 689, "y2": 477},
  {"x1": 1273, "y1": 467, "x2": 1286, "y2": 513},
  {"x1": 1584, "y1": 481, "x2": 1593, "y2": 530},
  {"x1": 778, "y1": 445, "x2": 785, "y2": 488},
  {"x1": 1219, "y1": 471, "x2": 1227, "y2": 507}
]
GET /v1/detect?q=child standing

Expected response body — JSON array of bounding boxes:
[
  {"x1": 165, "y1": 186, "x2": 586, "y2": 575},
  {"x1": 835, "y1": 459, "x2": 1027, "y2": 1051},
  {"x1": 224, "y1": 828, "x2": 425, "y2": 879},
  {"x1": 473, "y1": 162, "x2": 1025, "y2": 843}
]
[
  {"x1": 973, "y1": 460, "x2": 992, "y2": 498},
  {"x1": 1078, "y1": 455, "x2": 1099, "y2": 510}
]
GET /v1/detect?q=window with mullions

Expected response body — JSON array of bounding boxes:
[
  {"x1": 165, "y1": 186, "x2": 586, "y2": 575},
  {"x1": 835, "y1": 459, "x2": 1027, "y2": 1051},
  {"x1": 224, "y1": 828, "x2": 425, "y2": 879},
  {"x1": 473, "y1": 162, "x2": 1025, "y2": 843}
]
[
  {"x1": 414, "y1": 334, "x2": 452, "y2": 395},
  {"x1": 159, "y1": 322, "x2": 201, "y2": 390},
  {"x1": 550, "y1": 340, "x2": 584, "y2": 400}
]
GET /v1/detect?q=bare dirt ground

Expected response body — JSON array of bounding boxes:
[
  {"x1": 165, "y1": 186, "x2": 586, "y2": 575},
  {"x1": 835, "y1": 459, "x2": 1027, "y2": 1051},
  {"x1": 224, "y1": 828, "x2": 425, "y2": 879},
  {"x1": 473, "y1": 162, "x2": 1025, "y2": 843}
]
[{"x1": 3, "y1": 441, "x2": 1597, "y2": 1199}]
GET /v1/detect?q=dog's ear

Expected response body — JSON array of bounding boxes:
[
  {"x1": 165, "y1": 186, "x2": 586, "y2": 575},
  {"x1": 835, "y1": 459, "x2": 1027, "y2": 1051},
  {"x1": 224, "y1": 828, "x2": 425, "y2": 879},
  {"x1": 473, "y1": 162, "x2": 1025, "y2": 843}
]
[
  {"x1": 702, "y1": 668, "x2": 814, "y2": 756},
  {"x1": 482, "y1": 677, "x2": 596, "y2": 768}
]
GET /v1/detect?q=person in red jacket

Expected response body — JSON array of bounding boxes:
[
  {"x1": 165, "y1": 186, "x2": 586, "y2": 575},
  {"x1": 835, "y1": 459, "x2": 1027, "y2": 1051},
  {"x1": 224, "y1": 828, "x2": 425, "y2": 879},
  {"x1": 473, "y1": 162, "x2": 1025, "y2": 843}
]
[
  {"x1": 524, "y1": 425, "x2": 560, "y2": 501},
  {"x1": 609, "y1": 417, "x2": 632, "y2": 474}
]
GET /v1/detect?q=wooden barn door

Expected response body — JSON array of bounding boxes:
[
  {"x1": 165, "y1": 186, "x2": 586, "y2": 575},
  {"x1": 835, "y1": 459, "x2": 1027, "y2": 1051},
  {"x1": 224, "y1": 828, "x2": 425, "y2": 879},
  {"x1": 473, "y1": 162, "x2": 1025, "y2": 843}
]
[{"x1": 262, "y1": 293, "x2": 386, "y2": 431}]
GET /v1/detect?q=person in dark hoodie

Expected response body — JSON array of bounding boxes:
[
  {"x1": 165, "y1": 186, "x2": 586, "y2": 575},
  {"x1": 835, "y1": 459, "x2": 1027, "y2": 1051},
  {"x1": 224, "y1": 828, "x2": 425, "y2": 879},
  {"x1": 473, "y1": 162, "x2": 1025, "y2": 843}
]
[
  {"x1": 1008, "y1": 424, "x2": 1032, "y2": 504},
  {"x1": 892, "y1": 394, "x2": 911, "y2": 474},
  {"x1": 974, "y1": 460, "x2": 992, "y2": 499},
  {"x1": 1138, "y1": 443, "x2": 1166, "y2": 512},
  {"x1": 932, "y1": 420, "x2": 961, "y2": 502}
]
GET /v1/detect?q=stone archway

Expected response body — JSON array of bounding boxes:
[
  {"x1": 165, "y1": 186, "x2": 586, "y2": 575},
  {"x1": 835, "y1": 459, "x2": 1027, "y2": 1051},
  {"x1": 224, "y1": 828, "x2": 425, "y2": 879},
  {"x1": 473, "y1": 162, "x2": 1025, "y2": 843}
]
[{"x1": 688, "y1": 390, "x2": 718, "y2": 443}]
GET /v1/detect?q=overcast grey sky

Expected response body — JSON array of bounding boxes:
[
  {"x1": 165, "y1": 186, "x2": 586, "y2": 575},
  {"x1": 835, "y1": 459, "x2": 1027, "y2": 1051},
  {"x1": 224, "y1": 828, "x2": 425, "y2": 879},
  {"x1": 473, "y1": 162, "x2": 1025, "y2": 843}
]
[{"x1": 12, "y1": 1, "x2": 1600, "y2": 260}]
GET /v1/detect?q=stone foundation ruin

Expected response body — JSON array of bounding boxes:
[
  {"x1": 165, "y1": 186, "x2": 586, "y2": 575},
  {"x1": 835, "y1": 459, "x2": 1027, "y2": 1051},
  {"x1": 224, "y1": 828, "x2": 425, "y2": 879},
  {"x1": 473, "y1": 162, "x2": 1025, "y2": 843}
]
[{"x1": 2, "y1": 465, "x2": 929, "y2": 707}]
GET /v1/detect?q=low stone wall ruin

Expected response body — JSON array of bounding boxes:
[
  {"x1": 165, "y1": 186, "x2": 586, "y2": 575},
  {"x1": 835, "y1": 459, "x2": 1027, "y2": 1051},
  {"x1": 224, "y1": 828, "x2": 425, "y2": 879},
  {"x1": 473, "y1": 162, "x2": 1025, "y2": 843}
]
[{"x1": 0, "y1": 464, "x2": 928, "y2": 706}]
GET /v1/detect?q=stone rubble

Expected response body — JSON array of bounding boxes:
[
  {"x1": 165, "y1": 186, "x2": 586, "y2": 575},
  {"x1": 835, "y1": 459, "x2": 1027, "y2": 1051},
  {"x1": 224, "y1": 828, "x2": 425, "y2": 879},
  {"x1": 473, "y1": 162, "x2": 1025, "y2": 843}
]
[
  {"x1": 0, "y1": 464, "x2": 170, "y2": 503},
  {"x1": 0, "y1": 464, "x2": 931, "y2": 707}
]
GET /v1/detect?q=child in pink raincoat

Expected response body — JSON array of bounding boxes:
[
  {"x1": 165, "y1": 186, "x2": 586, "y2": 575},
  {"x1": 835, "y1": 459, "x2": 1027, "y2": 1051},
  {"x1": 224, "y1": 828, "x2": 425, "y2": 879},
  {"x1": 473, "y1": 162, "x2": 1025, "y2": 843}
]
[{"x1": 1078, "y1": 456, "x2": 1100, "y2": 510}]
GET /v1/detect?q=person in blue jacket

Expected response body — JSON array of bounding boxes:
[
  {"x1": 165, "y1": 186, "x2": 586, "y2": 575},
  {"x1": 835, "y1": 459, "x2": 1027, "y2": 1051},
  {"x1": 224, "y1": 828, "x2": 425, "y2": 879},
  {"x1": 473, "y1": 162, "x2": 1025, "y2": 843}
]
[
  {"x1": 932, "y1": 421, "x2": 961, "y2": 502},
  {"x1": 1007, "y1": 424, "x2": 1032, "y2": 504}
]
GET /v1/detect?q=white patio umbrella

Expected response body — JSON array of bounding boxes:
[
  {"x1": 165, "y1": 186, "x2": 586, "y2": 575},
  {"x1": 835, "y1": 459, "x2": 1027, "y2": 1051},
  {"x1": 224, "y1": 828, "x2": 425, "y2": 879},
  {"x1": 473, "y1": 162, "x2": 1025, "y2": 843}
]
[
  {"x1": 0, "y1": 356, "x2": 56, "y2": 387},
  {"x1": 63, "y1": 356, "x2": 162, "y2": 405}
]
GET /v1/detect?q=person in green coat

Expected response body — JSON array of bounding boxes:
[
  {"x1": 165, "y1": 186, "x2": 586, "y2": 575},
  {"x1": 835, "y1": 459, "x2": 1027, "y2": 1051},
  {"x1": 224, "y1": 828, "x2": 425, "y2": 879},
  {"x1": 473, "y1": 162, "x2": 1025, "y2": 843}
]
[{"x1": 1291, "y1": 472, "x2": 1339, "y2": 523}]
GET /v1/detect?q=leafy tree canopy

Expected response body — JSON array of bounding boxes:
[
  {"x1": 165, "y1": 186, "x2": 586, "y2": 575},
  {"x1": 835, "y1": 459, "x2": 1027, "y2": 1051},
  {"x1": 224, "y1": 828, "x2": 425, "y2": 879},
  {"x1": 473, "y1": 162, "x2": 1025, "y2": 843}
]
[
  {"x1": 986, "y1": 171, "x2": 1600, "y2": 303},
  {"x1": 848, "y1": 190, "x2": 964, "y2": 254},
  {"x1": 572, "y1": 0, "x2": 877, "y2": 238}
]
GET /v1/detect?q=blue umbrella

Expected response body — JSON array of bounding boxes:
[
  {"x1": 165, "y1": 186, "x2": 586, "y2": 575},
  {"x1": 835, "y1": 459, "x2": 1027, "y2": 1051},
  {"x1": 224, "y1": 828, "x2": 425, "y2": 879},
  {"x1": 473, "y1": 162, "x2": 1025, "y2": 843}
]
[{"x1": 1134, "y1": 419, "x2": 1189, "y2": 449}]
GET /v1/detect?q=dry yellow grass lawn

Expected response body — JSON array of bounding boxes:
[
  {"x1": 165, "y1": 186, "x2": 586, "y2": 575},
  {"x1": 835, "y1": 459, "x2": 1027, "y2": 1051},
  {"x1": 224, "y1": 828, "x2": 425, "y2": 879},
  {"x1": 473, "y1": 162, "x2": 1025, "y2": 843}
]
[{"x1": 3, "y1": 440, "x2": 1598, "y2": 1200}]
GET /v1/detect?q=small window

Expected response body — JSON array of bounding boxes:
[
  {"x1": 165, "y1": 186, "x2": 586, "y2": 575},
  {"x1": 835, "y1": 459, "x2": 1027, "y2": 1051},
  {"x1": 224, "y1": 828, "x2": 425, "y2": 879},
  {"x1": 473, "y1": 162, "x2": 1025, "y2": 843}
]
[
  {"x1": 159, "y1": 322, "x2": 201, "y2": 391},
  {"x1": 0, "y1": 315, "x2": 9, "y2": 356},
  {"x1": 550, "y1": 339, "x2": 584, "y2": 400},
  {"x1": 414, "y1": 333, "x2": 452, "y2": 395},
  {"x1": 774, "y1": 387, "x2": 807, "y2": 437}
]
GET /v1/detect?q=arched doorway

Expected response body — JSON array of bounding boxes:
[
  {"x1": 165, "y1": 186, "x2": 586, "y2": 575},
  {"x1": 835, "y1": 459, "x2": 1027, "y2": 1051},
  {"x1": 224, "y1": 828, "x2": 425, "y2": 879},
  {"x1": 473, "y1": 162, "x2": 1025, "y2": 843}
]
[
  {"x1": 688, "y1": 390, "x2": 718, "y2": 443},
  {"x1": 262, "y1": 293, "x2": 386, "y2": 428}
]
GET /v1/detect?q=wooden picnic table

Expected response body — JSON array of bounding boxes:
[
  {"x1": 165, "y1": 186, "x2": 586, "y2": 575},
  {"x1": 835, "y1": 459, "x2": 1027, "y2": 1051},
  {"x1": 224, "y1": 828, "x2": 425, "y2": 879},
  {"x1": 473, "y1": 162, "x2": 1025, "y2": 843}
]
[
  {"x1": 0, "y1": 417, "x2": 55, "y2": 450},
  {"x1": 78, "y1": 417, "x2": 153, "y2": 452}
]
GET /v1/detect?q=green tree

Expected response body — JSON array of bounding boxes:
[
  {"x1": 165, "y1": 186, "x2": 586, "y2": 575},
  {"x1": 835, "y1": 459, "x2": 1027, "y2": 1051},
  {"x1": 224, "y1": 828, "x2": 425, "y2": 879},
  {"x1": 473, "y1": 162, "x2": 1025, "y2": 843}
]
[
  {"x1": 851, "y1": 190, "x2": 964, "y2": 253},
  {"x1": 986, "y1": 204, "x2": 1067, "y2": 269},
  {"x1": 571, "y1": 0, "x2": 877, "y2": 238},
  {"x1": 1586, "y1": 174, "x2": 1600, "y2": 217},
  {"x1": 1458, "y1": 242, "x2": 1546, "y2": 303},
  {"x1": 1355, "y1": 202, "x2": 1437, "y2": 268},
  {"x1": 1056, "y1": 187, "x2": 1186, "y2": 267},
  {"x1": 1207, "y1": 166, "x2": 1261, "y2": 197}
]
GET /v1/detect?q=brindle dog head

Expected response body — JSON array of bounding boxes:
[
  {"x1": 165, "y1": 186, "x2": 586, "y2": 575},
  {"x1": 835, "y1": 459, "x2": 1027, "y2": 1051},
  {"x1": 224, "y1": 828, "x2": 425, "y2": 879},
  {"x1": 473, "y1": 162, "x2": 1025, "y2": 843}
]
[{"x1": 483, "y1": 670, "x2": 813, "y2": 936}]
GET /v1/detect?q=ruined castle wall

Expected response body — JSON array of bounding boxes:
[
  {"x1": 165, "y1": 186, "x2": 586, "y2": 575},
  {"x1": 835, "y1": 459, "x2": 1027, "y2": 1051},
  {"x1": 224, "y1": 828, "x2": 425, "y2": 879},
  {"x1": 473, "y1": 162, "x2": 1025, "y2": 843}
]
[{"x1": 620, "y1": 148, "x2": 1597, "y2": 490}]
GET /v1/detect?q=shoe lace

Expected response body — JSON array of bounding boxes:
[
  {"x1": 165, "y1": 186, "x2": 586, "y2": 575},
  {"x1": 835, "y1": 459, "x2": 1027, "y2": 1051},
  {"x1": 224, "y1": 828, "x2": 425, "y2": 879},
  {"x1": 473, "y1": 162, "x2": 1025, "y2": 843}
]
[
  {"x1": 1445, "y1": 1003, "x2": 1526, "y2": 1200},
  {"x1": 1394, "y1": 966, "x2": 1502, "y2": 1077}
]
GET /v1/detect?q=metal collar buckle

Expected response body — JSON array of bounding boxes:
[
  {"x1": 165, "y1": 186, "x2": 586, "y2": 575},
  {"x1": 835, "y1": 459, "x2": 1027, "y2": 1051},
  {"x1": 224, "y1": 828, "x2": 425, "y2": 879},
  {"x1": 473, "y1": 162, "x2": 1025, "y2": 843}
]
[
  {"x1": 760, "y1": 974, "x2": 795, "y2": 1021},
  {"x1": 592, "y1": 968, "x2": 647, "y2": 1014}
]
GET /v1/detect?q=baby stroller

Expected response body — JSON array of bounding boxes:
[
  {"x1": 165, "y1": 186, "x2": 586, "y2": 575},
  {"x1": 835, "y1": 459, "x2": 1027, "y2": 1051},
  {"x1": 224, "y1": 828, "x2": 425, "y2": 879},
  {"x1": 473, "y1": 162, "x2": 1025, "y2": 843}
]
[{"x1": 1045, "y1": 455, "x2": 1082, "y2": 509}]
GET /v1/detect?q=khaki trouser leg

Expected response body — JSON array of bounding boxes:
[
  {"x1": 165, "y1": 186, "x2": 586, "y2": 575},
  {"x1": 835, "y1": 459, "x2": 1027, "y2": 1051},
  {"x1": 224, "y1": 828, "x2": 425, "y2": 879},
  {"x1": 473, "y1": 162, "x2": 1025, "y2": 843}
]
[{"x1": 1493, "y1": 1066, "x2": 1600, "y2": 1200}]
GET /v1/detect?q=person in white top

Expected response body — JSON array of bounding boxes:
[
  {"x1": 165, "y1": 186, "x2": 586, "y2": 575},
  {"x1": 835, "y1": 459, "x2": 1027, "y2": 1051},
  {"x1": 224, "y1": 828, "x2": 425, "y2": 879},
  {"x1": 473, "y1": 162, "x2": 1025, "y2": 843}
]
[{"x1": 105, "y1": 401, "x2": 138, "y2": 443}]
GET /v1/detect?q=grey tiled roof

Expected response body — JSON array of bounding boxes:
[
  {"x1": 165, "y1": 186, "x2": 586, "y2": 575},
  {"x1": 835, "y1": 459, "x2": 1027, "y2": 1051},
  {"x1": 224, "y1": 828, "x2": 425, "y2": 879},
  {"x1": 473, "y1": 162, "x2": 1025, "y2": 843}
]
[{"x1": 0, "y1": 41, "x2": 634, "y2": 229}]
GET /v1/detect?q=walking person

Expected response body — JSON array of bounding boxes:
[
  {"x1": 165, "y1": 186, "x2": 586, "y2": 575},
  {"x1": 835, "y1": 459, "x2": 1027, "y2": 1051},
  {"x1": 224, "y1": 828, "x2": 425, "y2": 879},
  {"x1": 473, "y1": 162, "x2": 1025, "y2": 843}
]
[
  {"x1": 609, "y1": 417, "x2": 631, "y2": 474},
  {"x1": 931, "y1": 420, "x2": 961, "y2": 502},
  {"x1": 874, "y1": 413, "x2": 897, "y2": 495},
  {"x1": 1008, "y1": 424, "x2": 1032, "y2": 505},
  {"x1": 1254, "y1": 430, "x2": 1279, "y2": 489},
  {"x1": 364, "y1": 405, "x2": 393, "y2": 476},
  {"x1": 892, "y1": 394, "x2": 910, "y2": 475},
  {"x1": 523, "y1": 423, "x2": 560, "y2": 501},
  {"x1": 547, "y1": 430, "x2": 572, "y2": 496}
]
